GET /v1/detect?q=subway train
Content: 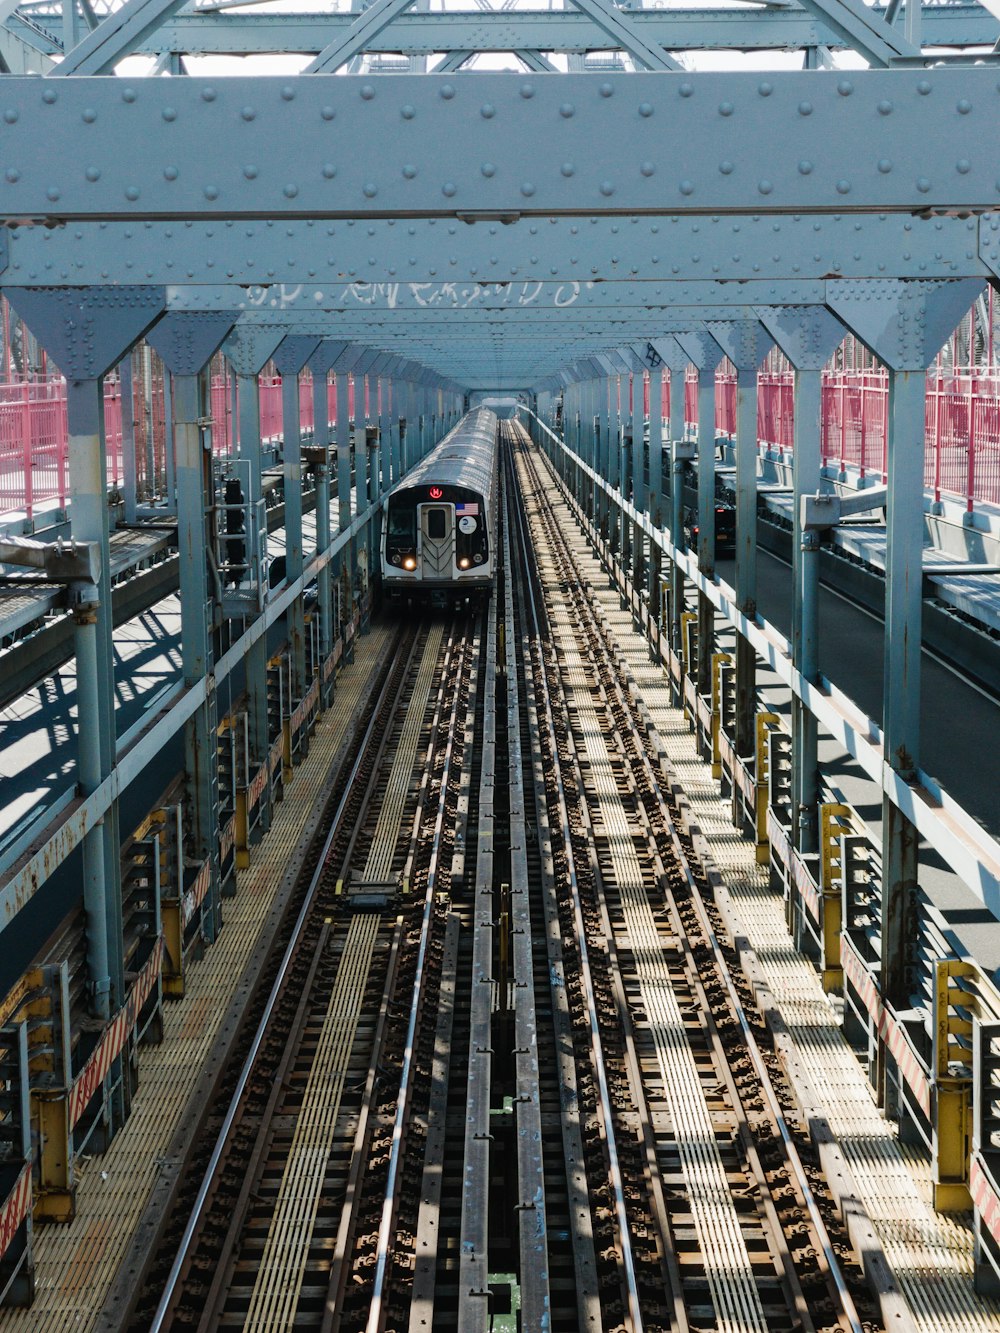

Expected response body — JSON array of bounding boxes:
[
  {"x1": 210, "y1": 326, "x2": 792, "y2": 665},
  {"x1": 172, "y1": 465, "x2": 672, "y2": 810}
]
[{"x1": 381, "y1": 408, "x2": 499, "y2": 606}]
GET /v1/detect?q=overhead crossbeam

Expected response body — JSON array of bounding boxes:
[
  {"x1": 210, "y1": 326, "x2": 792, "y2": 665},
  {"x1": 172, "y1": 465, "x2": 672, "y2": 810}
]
[
  {"x1": 101, "y1": 7, "x2": 1000, "y2": 59},
  {"x1": 158, "y1": 279, "x2": 830, "y2": 313},
  {"x1": 102, "y1": 7, "x2": 1000, "y2": 60},
  {"x1": 6, "y1": 71, "x2": 999, "y2": 219},
  {"x1": 4, "y1": 213, "x2": 987, "y2": 287}
]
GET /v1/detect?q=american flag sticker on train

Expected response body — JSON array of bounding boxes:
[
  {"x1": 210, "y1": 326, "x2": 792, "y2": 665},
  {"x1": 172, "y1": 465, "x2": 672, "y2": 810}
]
[{"x1": 455, "y1": 502, "x2": 479, "y2": 516}]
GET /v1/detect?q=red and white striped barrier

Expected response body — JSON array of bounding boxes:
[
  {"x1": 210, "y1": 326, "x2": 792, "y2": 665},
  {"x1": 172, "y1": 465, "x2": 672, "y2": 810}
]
[
  {"x1": 290, "y1": 677, "x2": 320, "y2": 734},
  {"x1": 68, "y1": 936, "x2": 164, "y2": 1130},
  {"x1": 972, "y1": 1154, "x2": 1000, "y2": 1249},
  {"x1": 220, "y1": 814, "x2": 236, "y2": 865},
  {"x1": 768, "y1": 810, "x2": 821, "y2": 921},
  {"x1": 247, "y1": 761, "x2": 268, "y2": 811},
  {"x1": 181, "y1": 859, "x2": 212, "y2": 929},
  {"x1": 0, "y1": 1164, "x2": 31, "y2": 1263},
  {"x1": 269, "y1": 734, "x2": 284, "y2": 776},
  {"x1": 841, "y1": 938, "x2": 931, "y2": 1117}
]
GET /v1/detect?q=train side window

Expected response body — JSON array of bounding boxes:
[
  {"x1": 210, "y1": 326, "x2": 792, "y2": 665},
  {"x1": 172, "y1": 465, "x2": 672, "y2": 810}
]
[{"x1": 427, "y1": 509, "x2": 447, "y2": 540}]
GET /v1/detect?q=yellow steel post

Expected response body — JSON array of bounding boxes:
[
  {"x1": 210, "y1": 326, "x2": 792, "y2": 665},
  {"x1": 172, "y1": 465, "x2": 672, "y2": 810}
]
[
  {"x1": 35, "y1": 1092, "x2": 75, "y2": 1222},
  {"x1": 31, "y1": 965, "x2": 75, "y2": 1221},
  {"x1": 754, "y1": 712, "x2": 780, "y2": 864},
  {"x1": 160, "y1": 898, "x2": 184, "y2": 999},
  {"x1": 933, "y1": 958, "x2": 974, "y2": 1210}
]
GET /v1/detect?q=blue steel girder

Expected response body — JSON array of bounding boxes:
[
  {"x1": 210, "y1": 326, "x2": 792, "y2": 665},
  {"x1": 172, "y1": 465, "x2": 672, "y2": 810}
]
[
  {"x1": 706, "y1": 317, "x2": 775, "y2": 371},
  {"x1": 159, "y1": 279, "x2": 833, "y2": 315},
  {"x1": 270, "y1": 333, "x2": 321, "y2": 376},
  {"x1": 3, "y1": 214, "x2": 988, "y2": 287},
  {"x1": 307, "y1": 339, "x2": 350, "y2": 375},
  {"x1": 47, "y1": 0, "x2": 189, "y2": 74},
  {"x1": 825, "y1": 276, "x2": 986, "y2": 369},
  {"x1": 790, "y1": 0, "x2": 919, "y2": 64},
  {"x1": 305, "y1": 0, "x2": 417, "y2": 75},
  {"x1": 675, "y1": 328, "x2": 726, "y2": 372},
  {"x1": 99, "y1": 5, "x2": 1000, "y2": 57},
  {"x1": 2, "y1": 72, "x2": 1000, "y2": 220},
  {"x1": 647, "y1": 336, "x2": 693, "y2": 373},
  {"x1": 221, "y1": 322, "x2": 286, "y2": 376},
  {"x1": 753, "y1": 303, "x2": 848, "y2": 370},
  {"x1": 4, "y1": 283, "x2": 165, "y2": 379},
  {"x1": 145, "y1": 308, "x2": 235, "y2": 376}
]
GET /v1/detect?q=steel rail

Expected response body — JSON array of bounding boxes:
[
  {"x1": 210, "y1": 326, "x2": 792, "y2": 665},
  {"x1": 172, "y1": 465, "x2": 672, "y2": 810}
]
[
  {"x1": 504, "y1": 429, "x2": 646, "y2": 1333},
  {"x1": 526, "y1": 423, "x2": 867, "y2": 1333},
  {"x1": 506, "y1": 425, "x2": 603, "y2": 1330},
  {"x1": 148, "y1": 628, "x2": 418, "y2": 1333},
  {"x1": 500, "y1": 452, "x2": 551, "y2": 1331},
  {"x1": 365, "y1": 618, "x2": 478, "y2": 1333},
  {"x1": 516, "y1": 426, "x2": 697, "y2": 1332}
]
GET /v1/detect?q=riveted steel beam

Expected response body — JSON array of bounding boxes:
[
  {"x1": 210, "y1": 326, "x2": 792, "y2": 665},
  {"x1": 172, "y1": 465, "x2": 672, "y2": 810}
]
[
  {"x1": 115, "y1": 5, "x2": 1000, "y2": 58},
  {"x1": 3, "y1": 71, "x2": 1000, "y2": 221},
  {"x1": 4, "y1": 213, "x2": 987, "y2": 287},
  {"x1": 160, "y1": 278, "x2": 830, "y2": 313}
]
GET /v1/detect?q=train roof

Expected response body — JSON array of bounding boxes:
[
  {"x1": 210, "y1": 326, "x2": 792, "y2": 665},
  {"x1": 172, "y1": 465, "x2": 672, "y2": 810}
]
[{"x1": 388, "y1": 408, "x2": 498, "y2": 500}]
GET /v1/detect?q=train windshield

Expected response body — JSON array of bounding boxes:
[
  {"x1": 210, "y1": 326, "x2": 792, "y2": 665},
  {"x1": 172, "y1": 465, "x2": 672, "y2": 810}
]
[{"x1": 387, "y1": 502, "x2": 416, "y2": 542}]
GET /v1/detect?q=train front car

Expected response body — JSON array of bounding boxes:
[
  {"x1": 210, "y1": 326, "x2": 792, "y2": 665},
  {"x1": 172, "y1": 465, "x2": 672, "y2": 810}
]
[{"x1": 381, "y1": 408, "x2": 499, "y2": 607}]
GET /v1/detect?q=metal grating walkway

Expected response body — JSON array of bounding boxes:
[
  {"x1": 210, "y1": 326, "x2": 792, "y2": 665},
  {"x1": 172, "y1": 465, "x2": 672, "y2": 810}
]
[
  {"x1": 549, "y1": 490, "x2": 1000, "y2": 1331},
  {"x1": 0, "y1": 629, "x2": 392, "y2": 1333},
  {"x1": 245, "y1": 912, "x2": 381, "y2": 1330}
]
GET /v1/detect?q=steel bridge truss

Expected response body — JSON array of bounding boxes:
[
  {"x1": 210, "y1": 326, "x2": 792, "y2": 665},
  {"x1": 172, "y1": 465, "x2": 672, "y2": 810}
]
[{"x1": 3, "y1": 0, "x2": 1000, "y2": 1304}]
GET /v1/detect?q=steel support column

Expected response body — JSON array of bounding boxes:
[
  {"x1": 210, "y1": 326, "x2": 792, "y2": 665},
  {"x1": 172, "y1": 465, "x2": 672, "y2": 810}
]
[
  {"x1": 757, "y1": 304, "x2": 847, "y2": 858},
  {"x1": 173, "y1": 370, "x2": 222, "y2": 936},
  {"x1": 237, "y1": 370, "x2": 270, "y2": 783},
  {"x1": 119, "y1": 355, "x2": 138, "y2": 525},
  {"x1": 825, "y1": 276, "x2": 981, "y2": 1108},
  {"x1": 793, "y1": 369, "x2": 823, "y2": 854},
  {"x1": 708, "y1": 322, "x2": 773, "y2": 759},
  {"x1": 881, "y1": 366, "x2": 926, "y2": 1005},
  {"x1": 68, "y1": 380, "x2": 125, "y2": 1024},
  {"x1": 677, "y1": 330, "x2": 725, "y2": 701},
  {"x1": 335, "y1": 371, "x2": 354, "y2": 628},
  {"x1": 273, "y1": 336, "x2": 321, "y2": 703},
  {"x1": 647, "y1": 365, "x2": 663, "y2": 653}
]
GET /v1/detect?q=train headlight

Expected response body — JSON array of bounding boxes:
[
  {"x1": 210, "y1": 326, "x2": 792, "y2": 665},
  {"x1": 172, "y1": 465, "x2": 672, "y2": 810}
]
[
  {"x1": 458, "y1": 557, "x2": 470, "y2": 569},
  {"x1": 473, "y1": 553, "x2": 484, "y2": 564},
  {"x1": 391, "y1": 553, "x2": 402, "y2": 566},
  {"x1": 403, "y1": 556, "x2": 417, "y2": 571}
]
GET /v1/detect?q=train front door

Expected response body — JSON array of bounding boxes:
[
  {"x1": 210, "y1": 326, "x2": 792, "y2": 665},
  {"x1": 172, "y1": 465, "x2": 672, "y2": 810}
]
[{"x1": 418, "y1": 504, "x2": 454, "y2": 580}]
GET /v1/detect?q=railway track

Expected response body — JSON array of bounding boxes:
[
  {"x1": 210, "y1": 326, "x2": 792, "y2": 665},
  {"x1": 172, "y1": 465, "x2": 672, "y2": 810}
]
[
  {"x1": 117, "y1": 417, "x2": 893, "y2": 1332},
  {"x1": 126, "y1": 614, "x2": 486, "y2": 1331},
  {"x1": 505, "y1": 418, "x2": 884, "y2": 1333}
]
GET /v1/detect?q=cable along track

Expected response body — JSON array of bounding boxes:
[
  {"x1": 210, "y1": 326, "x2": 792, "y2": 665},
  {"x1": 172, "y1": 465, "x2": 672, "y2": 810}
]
[{"x1": 506, "y1": 419, "x2": 882, "y2": 1333}]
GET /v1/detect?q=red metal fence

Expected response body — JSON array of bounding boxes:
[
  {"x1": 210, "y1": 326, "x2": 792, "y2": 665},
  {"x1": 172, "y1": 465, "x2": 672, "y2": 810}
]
[
  {"x1": 4, "y1": 363, "x2": 1000, "y2": 522},
  {"x1": 0, "y1": 370, "x2": 354, "y2": 521}
]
